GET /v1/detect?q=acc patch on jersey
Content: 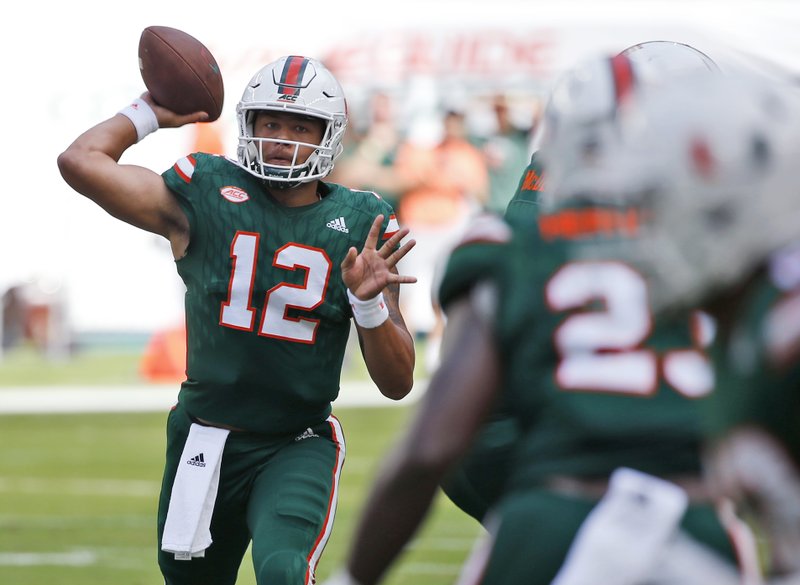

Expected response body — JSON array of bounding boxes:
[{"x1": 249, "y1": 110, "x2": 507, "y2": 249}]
[{"x1": 220, "y1": 186, "x2": 249, "y2": 203}]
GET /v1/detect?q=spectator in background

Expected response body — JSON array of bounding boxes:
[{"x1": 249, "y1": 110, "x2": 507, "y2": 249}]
[
  {"x1": 393, "y1": 107, "x2": 489, "y2": 343},
  {"x1": 1, "y1": 280, "x2": 71, "y2": 359},
  {"x1": 329, "y1": 91, "x2": 405, "y2": 208},
  {"x1": 480, "y1": 93, "x2": 536, "y2": 214},
  {"x1": 1, "y1": 285, "x2": 27, "y2": 351}
]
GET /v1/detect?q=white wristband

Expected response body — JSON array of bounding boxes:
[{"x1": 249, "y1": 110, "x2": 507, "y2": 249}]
[
  {"x1": 347, "y1": 289, "x2": 389, "y2": 329},
  {"x1": 118, "y1": 98, "x2": 159, "y2": 142}
]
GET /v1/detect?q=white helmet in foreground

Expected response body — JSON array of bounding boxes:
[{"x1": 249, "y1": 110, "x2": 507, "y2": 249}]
[
  {"x1": 603, "y1": 74, "x2": 800, "y2": 312},
  {"x1": 620, "y1": 40, "x2": 719, "y2": 84},
  {"x1": 236, "y1": 55, "x2": 348, "y2": 186},
  {"x1": 536, "y1": 41, "x2": 720, "y2": 207}
]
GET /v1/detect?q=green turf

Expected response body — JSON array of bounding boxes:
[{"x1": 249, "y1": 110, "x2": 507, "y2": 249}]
[
  {"x1": 0, "y1": 346, "x2": 145, "y2": 386},
  {"x1": 0, "y1": 338, "x2": 431, "y2": 387},
  {"x1": 0, "y1": 408, "x2": 482, "y2": 585}
]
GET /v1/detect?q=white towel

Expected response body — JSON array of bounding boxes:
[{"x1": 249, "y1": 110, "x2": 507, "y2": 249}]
[
  {"x1": 551, "y1": 467, "x2": 689, "y2": 585},
  {"x1": 161, "y1": 423, "x2": 230, "y2": 560}
]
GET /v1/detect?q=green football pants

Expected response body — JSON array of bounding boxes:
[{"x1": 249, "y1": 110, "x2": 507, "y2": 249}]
[
  {"x1": 157, "y1": 402, "x2": 345, "y2": 585},
  {"x1": 476, "y1": 488, "x2": 738, "y2": 585}
]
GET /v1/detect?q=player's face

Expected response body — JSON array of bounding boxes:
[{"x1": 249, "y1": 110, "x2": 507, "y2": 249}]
[{"x1": 253, "y1": 111, "x2": 325, "y2": 166}]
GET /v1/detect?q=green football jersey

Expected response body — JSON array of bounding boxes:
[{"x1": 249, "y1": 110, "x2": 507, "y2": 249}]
[
  {"x1": 436, "y1": 149, "x2": 543, "y2": 522},
  {"x1": 705, "y1": 257, "x2": 800, "y2": 464},
  {"x1": 163, "y1": 153, "x2": 399, "y2": 434},
  {"x1": 441, "y1": 203, "x2": 717, "y2": 492},
  {"x1": 436, "y1": 213, "x2": 520, "y2": 521}
]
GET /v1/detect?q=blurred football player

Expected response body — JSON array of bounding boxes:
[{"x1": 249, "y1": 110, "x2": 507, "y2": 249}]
[
  {"x1": 508, "y1": 39, "x2": 719, "y2": 225},
  {"x1": 617, "y1": 72, "x2": 800, "y2": 582},
  {"x1": 441, "y1": 40, "x2": 722, "y2": 527},
  {"x1": 57, "y1": 55, "x2": 416, "y2": 585},
  {"x1": 320, "y1": 64, "x2": 773, "y2": 585}
]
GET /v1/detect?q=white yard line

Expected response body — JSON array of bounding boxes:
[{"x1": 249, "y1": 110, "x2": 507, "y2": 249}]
[
  {"x1": 0, "y1": 476, "x2": 159, "y2": 497},
  {"x1": 0, "y1": 550, "x2": 98, "y2": 566},
  {"x1": 0, "y1": 380, "x2": 427, "y2": 414}
]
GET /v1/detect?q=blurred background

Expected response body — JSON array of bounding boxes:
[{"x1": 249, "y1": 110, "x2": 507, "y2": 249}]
[
  {"x1": 2, "y1": 0, "x2": 798, "y2": 372},
  {"x1": 2, "y1": 1, "x2": 800, "y2": 584}
]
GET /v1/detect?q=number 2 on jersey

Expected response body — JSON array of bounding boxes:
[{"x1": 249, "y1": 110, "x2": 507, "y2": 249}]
[
  {"x1": 219, "y1": 231, "x2": 332, "y2": 343},
  {"x1": 546, "y1": 261, "x2": 713, "y2": 397}
]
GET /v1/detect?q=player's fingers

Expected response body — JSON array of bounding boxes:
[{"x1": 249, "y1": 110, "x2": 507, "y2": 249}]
[
  {"x1": 363, "y1": 214, "x2": 384, "y2": 251},
  {"x1": 179, "y1": 112, "x2": 210, "y2": 125},
  {"x1": 378, "y1": 226, "x2": 411, "y2": 258},
  {"x1": 390, "y1": 274, "x2": 418, "y2": 285},
  {"x1": 141, "y1": 93, "x2": 208, "y2": 127},
  {"x1": 340, "y1": 246, "x2": 357, "y2": 270},
  {"x1": 384, "y1": 239, "x2": 416, "y2": 266}
]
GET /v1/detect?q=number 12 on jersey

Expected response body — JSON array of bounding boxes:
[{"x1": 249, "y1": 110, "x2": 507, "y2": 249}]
[{"x1": 219, "y1": 231, "x2": 333, "y2": 343}]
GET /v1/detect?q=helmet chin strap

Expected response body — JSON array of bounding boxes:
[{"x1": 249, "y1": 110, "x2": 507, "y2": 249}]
[{"x1": 262, "y1": 177, "x2": 305, "y2": 191}]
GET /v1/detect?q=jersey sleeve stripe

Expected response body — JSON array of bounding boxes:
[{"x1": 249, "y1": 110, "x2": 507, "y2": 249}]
[
  {"x1": 382, "y1": 214, "x2": 400, "y2": 240},
  {"x1": 174, "y1": 155, "x2": 197, "y2": 184}
]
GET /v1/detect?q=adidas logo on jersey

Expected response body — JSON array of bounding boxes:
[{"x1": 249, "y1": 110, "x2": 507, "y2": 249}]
[
  {"x1": 295, "y1": 427, "x2": 319, "y2": 441},
  {"x1": 187, "y1": 453, "x2": 206, "y2": 467},
  {"x1": 326, "y1": 217, "x2": 349, "y2": 233}
]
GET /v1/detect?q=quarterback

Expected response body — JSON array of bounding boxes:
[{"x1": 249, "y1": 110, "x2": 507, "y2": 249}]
[{"x1": 58, "y1": 55, "x2": 416, "y2": 585}]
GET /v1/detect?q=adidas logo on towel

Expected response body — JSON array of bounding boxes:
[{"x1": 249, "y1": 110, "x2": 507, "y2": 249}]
[
  {"x1": 326, "y1": 217, "x2": 349, "y2": 233},
  {"x1": 187, "y1": 453, "x2": 206, "y2": 467},
  {"x1": 294, "y1": 427, "x2": 319, "y2": 441}
]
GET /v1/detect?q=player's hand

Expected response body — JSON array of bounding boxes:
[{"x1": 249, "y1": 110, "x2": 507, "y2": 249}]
[
  {"x1": 140, "y1": 92, "x2": 209, "y2": 128},
  {"x1": 341, "y1": 214, "x2": 416, "y2": 300},
  {"x1": 706, "y1": 428, "x2": 800, "y2": 574}
]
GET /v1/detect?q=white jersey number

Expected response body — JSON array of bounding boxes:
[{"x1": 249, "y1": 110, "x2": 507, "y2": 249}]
[
  {"x1": 546, "y1": 261, "x2": 713, "y2": 397},
  {"x1": 219, "y1": 232, "x2": 332, "y2": 344}
]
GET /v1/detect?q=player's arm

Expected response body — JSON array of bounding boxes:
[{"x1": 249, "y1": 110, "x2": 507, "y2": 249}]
[
  {"x1": 56, "y1": 93, "x2": 206, "y2": 259},
  {"x1": 330, "y1": 289, "x2": 502, "y2": 585},
  {"x1": 354, "y1": 274, "x2": 416, "y2": 400},
  {"x1": 342, "y1": 215, "x2": 417, "y2": 400}
]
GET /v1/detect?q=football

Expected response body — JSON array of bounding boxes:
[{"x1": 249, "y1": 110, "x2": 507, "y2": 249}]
[{"x1": 138, "y1": 26, "x2": 224, "y2": 121}]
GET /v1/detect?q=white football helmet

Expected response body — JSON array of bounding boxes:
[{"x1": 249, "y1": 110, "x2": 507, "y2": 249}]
[
  {"x1": 620, "y1": 40, "x2": 719, "y2": 85},
  {"x1": 601, "y1": 73, "x2": 800, "y2": 312},
  {"x1": 534, "y1": 53, "x2": 638, "y2": 206},
  {"x1": 236, "y1": 55, "x2": 348, "y2": 186},
  {"x1": 537, "y1": 42, "x2": 719, "y2": 207}
]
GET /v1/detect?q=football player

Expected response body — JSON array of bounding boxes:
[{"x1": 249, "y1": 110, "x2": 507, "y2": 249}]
[
  {"x1": 57, "y1": 55, "x2": 417, "y2": 585},
  {"x1": 441, "y1": 40, "x2": 722, "y2": 526},
  {"x1": 619, "y1": 72, "x2": 800, "y2": 582},
  {"x1": 322, "y1": 63, "x2": 768, "y2": 585}
]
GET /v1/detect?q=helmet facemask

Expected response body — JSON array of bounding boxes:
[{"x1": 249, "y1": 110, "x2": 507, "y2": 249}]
[{"x1": 237, "y1": 108, "x2": 346, "y2": 188}]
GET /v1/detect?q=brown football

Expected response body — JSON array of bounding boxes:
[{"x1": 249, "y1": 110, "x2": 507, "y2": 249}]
[{"x1": 138, "y1": 26, "x2": 224, "y2": 121}]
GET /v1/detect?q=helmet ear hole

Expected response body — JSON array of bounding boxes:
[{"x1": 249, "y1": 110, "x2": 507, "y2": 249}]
[
  {"x1": 245, "y1": 110, "x2": 256, "y2": 136},
  {"x1": 246, "y1": 142, "x2": 259, "y2": 165}
]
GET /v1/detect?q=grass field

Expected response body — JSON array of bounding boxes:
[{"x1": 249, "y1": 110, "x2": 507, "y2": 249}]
[
  {"x1": 0, "y1": 339, "x2": 383, "y2": 387},
  {"x1": 0, "y1": 343, "x2": 482, "y2": 584}
]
